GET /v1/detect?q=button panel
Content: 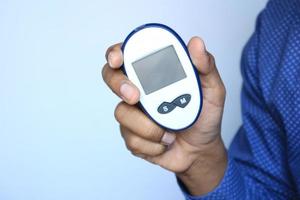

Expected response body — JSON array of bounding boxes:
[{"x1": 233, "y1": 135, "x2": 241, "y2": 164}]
[{"x1": 157, "y1": 94, "x2": 191, "y2": 114}]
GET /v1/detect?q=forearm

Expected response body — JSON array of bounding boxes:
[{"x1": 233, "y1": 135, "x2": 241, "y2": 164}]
[{"x1": 176, "y1": 135, "x2": 227, "y2": 196}]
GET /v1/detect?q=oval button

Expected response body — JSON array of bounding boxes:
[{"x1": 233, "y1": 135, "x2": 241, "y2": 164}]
[
  {"x1": 172, "y1": 94, "x2": 191, "y2": 108},
  {"x1": 157, "y1": 102, "x2": 176, "y2": 114}
]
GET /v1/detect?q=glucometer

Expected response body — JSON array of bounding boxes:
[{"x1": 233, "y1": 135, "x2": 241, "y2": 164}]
[{"x1": 121, "y1": 23, "x2": 203, "y2": 132}]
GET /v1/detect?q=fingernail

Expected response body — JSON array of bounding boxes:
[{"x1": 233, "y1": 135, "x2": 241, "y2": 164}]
[
  {"x1": 108, "y1": 51, "x2": 115, "y2": 68},
  {"x1": 108, "y1": 50, "x2": 123, "y2": 68},
  {"x1": 120, "y1": 82, "x2": 135, "y2": 101},
  {"x1": 161, "y1": 132, "x2": 176, "y2": 146}
]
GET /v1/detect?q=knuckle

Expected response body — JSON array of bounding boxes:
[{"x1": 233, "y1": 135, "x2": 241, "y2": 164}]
[
  {"x1": 144, "y1": 123, "x2": 164, "y2": 141},
  {"x1": 126, "y1": 137, "x2": 140, "y2": 153},
  {"x1": 102, "y1": 65, "x2": 114, "y2": 86},
  {"x1": 114, "y1": 102, "x2": 127, "y2": 123}
]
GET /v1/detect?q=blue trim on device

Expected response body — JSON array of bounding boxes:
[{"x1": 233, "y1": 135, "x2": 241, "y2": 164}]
[{"x1": 121, "y1": 23, "x2": 203, "y2": 132}]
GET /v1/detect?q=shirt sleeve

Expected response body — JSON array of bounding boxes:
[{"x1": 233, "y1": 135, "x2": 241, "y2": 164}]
[
  {"x1": 177, "y1": 157, "x2": 245, "y2": 200},
  {"x1": 177, "y1": 2, "x2": 299, "y2": 198}
]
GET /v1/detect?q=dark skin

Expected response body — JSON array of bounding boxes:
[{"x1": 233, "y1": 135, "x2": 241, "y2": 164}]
[{"x1": 102, "y1": 37, "x2": 227, "y2": 195}]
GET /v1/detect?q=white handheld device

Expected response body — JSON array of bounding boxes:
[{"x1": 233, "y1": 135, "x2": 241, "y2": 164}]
[{"x1": 121, "y1": 23, "x2": 203, "y2": 131}]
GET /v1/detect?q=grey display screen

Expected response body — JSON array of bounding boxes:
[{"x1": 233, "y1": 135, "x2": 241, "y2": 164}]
[{"x1": 132, "y1": 45, "x2": 187, "y2": 95}]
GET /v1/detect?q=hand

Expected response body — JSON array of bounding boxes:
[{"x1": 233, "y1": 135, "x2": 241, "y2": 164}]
[{"x1": 102, "y1": 37, "x2": 227, "y2": 195}]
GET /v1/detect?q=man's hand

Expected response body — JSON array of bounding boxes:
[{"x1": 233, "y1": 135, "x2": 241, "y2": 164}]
[{"x1": 102, "y1": 37, "x2": 227, "y2": 195}]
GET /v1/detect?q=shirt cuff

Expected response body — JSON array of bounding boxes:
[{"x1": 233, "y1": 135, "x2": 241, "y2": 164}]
[{"x1": 177, "y1": 157, "x2": 245, "y2": 200}]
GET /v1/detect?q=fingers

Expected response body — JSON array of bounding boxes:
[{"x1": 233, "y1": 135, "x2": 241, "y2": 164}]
[
  {"x1": 105, "y1": 43, "x2": 123, "y2": 69},
  {"x1": 103, "y1": 43, "x2": 140, "y2": 104},
  {"x1": 114, "y1": 102, "x2": 167, "y2": 143},
  {"x1": 102, "y1": 64, "x2": 140, "y2": 104},
  {"x1": 120, "y1": 126, "x2": 167, "y2": 157},
  {"x1": 116, "y1": 102, "x2": 176, "y2": 159},
  {"x1": 187, "y1": 37, "x2": 224, "y2": 90}
]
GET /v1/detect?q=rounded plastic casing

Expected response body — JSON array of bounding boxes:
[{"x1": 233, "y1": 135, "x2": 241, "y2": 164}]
[{"x1": 121, "y1": 23, "x2": 203, "y2": 132}]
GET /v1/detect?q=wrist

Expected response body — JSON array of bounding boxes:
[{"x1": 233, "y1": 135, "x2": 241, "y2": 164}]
[{"x1": 176, "y1": 135, "x2": 227, "y2": 196}]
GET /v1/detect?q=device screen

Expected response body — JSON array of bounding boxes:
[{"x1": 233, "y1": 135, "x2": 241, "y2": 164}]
[{"x1": 132, "y1": 45, "x2": 187, "y2": 95}]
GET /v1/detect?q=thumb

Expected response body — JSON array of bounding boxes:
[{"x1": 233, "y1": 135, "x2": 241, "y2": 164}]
[{"x1": 187, "y1": 36, "x2": 224, "y2": 90}]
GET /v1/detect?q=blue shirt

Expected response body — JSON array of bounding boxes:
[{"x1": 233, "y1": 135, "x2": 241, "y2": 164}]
[{"x1": 179, "y1": 0, "x2": 300, "y2": 199}]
